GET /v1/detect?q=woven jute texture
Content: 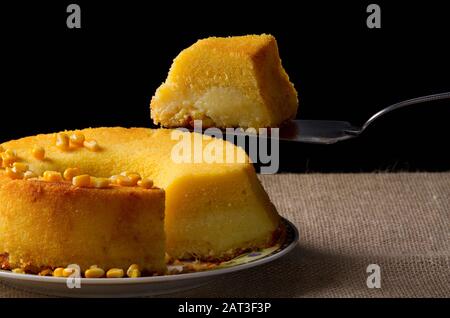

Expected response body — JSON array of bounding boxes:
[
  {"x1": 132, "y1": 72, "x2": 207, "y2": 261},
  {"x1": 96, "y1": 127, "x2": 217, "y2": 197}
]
[{"x1": 1, "y1": 173, "x2": 449, "y2": 298}]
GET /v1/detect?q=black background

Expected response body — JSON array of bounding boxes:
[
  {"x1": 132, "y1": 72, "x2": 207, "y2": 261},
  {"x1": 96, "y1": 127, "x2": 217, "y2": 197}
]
[{"x1": 1, "y1": 1, "x2": 449, "y2": 172}]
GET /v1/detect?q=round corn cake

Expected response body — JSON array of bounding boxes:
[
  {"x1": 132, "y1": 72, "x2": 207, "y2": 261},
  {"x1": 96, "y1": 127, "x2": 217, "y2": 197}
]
[{"x1": 0, "y1": 127, "x2": 281, "y2": 272}]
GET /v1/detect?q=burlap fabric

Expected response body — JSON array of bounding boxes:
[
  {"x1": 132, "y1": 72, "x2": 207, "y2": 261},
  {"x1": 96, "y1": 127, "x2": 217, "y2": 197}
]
[{"x1": 1, "y1": 173, "x2": 449, "y2": 297}]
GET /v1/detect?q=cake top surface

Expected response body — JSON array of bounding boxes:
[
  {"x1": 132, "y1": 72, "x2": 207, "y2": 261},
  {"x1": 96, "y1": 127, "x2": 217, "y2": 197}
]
[
  {"x1": 190, "y1": 34, "x2": 276, "y2": 55},
  {"x1": 1, "y1": 127, "x2": 252, "y2": 189}
]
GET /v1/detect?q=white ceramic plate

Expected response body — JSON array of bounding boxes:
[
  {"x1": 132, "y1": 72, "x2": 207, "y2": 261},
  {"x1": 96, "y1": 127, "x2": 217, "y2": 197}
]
[{"x1": 0, "y1": 218, "x2": 298, "y2": 297}]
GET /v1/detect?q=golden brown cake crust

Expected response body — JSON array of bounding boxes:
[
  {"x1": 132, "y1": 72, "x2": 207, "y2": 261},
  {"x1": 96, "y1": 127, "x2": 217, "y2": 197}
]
[{"x1": 0, "y1": 175, "x2": 166, "y2": 274}]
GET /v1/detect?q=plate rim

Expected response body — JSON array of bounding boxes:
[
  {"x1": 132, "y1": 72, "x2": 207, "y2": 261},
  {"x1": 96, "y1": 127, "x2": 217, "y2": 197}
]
[{"x1": 0, "y1": 217, "x2": 299, "y2": 286}]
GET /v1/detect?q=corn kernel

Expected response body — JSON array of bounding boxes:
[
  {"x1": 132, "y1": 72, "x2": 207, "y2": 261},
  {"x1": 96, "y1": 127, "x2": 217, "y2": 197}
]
[
  {"x1": 83, "y1": 139, "x2": 100, "y2": 152},
  {"x1": 109, "y1": 175, "x2": 120, "y2": 183},
  {"x1": 0, "y1": 145, "x2": 3, "y2": 152},
  {"x1": 31, "y1": 146, "x2": 45, "y2": 160},
  {"x1": 38, "y1": 269, "x2": 53, "y2": 276},
  {"x1": 106, "y1": 268, "x2": 124, "y2": 278},
  {"x1": 24, "y1": 171, "x2": 38, "y2": 180},
  {"x1": 62, "y1": 267, "x2": 76, "y2": 277},
  {"x1": 1, "y1": 149, "x2": 18, "y2": 167},
  {"x1": 69, "y1": 132, "x2": 85, "y2": 147},
  {"x1": 128, "y1": 269, "x2": 141, "y2": 278},
  {"x1": 120, "y1": 171, "x2": 141, "y2": 185},
  {"x1": 55, "y1": 133, "x2": 70, "y2": 151},
  {"x1": 43, "y1": 171, "x2": 63, "y2": 182},
  {"x1": 72, "y1": 174, "x2": 91, "y2": 187},
  {"x1": 137, "y1": 178, "x2": 154, "y2": 189},
  {"x1": 12, "y1": 268, "x2": 25, "y2": 274},
  {"x1": 12, "y1": 162, "x2": 29, "y2": 173},
  {"x1": 112, "y1": 175, "x2": 133, "y2": 187},
  {"x1": 85, "y1": 267, "x2": 105, "y2": 278},
  {"x1": 127, "y1": 264, "x2": 141, "y2": 278},
  {"x1": 90, "y1": 176, "x2": 111, "y2": 189},
  {"x1": 53, "y1": 267, "x2": 65, "y2": 277},
  {"x1": 63, "y1": 167, "x2": 81, "y2": 181},
  {"x1": 5, "y1": 167, "x2": 24, "y2": 179}
]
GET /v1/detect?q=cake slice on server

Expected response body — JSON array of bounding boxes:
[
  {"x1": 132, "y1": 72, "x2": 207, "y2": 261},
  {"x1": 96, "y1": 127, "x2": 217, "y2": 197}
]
[{"x1": 151, "y1": 34, "x2": 299, "y2": 129}]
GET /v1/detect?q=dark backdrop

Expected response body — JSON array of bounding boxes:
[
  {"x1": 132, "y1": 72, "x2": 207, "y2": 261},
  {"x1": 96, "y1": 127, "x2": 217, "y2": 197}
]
[{"x1": 1, "y1": 1, "x2": 449, "y2": 172}]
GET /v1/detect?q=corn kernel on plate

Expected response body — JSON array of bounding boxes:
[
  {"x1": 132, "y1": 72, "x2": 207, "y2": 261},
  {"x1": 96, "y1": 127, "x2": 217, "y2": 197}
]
[{"x1": 0, "y1": 218, "x2": 298, "y2": 297}]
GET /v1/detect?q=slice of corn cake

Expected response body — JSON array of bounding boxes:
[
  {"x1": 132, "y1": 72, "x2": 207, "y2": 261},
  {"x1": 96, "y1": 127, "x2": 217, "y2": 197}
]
[{"x1": 151, "y1": 34, "x2": 298, "y2": 129}]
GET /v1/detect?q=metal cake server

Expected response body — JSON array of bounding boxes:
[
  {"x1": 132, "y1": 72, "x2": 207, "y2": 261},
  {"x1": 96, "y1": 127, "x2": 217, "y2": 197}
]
[{"x1": 276, "y1": 92, "x2": 450, "y2": 144}]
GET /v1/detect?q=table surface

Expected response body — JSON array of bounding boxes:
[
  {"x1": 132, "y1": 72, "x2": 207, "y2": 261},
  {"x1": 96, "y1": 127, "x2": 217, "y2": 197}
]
[{"x1": 1, "y1": 172, "x2": 449, "y2": 298}]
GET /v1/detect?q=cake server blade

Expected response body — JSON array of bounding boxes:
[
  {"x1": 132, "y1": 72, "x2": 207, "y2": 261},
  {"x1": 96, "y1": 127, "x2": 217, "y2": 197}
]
[
  {"x1": 277, "y1": 120, "x2": 357, "y2": 144},
  {"x1": 203, "y1": 120, "x2": 357, "y2": 144}
]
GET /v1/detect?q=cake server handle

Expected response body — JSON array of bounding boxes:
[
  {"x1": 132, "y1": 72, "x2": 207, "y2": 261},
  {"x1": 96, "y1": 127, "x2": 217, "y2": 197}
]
[{"x1": 279, "y1": 92, "x2": 450, "y2": 144}]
